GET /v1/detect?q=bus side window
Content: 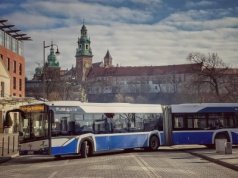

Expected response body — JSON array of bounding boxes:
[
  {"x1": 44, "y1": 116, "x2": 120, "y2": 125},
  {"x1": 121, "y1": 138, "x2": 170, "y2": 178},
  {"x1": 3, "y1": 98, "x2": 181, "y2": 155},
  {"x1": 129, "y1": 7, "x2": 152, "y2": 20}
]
[
  {"x1": 235, "y1": 114, "x2": 238, "y2": 127},
  {"x1": 174, "y1": 116, "x2": 184, "y2": 129}
]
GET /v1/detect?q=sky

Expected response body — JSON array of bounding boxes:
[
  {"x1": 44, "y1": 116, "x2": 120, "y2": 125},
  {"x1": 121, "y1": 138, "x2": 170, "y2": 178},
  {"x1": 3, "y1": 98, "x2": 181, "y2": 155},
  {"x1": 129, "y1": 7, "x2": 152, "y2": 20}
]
[{"x1": 0, "y1": 0, "x2": 238, "y2": 79}]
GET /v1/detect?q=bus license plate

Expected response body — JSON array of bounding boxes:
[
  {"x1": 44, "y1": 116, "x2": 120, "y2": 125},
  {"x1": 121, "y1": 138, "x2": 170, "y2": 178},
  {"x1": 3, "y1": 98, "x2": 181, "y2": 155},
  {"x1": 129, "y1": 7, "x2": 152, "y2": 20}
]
[{"x1": 28, "y1": 151, "x2": 34, "y2": 154}]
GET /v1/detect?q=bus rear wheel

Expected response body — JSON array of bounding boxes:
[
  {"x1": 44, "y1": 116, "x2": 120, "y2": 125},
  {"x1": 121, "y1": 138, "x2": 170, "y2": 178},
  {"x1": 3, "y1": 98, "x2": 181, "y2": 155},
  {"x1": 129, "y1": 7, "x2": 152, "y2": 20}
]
[
  {"x1": 148, "y1": 135, "x2": 159, "y2": 151},
  {"x1": 81, "y1": 141, "x2": 88, "y2": 158},
  {"x1": 54, "y1": 155, "x2": 61, "y2": 159}
]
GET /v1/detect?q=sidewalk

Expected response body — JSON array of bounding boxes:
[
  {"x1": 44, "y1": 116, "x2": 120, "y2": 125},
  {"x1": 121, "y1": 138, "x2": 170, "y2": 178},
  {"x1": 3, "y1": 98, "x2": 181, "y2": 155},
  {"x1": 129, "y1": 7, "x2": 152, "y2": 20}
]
[
  {"x1": 0, "y1": 133, "x2": 19, "y2": 164},
  {"x1": 166, "y1": 145, "x2": 238, "y2": 172},
  {"x1": 188, "y1": 146, "x2": 238, "y2": 172}
]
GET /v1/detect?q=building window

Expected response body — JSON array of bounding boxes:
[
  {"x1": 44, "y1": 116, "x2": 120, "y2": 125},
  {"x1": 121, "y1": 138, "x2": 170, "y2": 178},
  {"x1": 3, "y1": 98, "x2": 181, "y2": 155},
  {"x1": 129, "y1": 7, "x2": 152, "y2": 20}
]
[
  {"x1": 13, "y1": 60, "x2": 16, "y2": 73},
  {"x1": 6, "y1": 34, "x2": 11, "y2": 50},
  {"x1": 19, "y1": 63, "x2": 22, "y2": 75},
  {"x1": 19, "y1": 79, "x2": 22, "y2": 91},
  {"x1": 1, "y1": 82, "x2": 4, "y2": 97},
  {"x1": 0, "y1": 54, "x2": 3, "y2": 60},
  {"x1": 18, "y1": 41, "x2": 24, "y2": 56},
  {"x1": 13, "y1": 77, "x2": 16, "y2": 89},
  {"x1": 86, "y1": 45, "x2": 88, "y2": 50},
  {"x1": 0, "y1": 30, "x2": 3, "y2": 46},
  {"x1": 7, "y1": 58, "x2": 10, "y2": 71},
  {"x1": 12, "y1": 38, "x2": 17, "y2": 53}
]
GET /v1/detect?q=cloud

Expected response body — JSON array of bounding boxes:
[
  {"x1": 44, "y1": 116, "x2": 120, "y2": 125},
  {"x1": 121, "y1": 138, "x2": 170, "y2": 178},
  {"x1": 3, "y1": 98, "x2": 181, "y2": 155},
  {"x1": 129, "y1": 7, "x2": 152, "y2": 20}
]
[
  {"x1": 130, "y1": 0, "x2": 162, "y2": 5},
  {"x1": 6, "y1": 12, "x2": 62, "y2": 29},
  {"x1": 18, "y1": 0, "x2": 154, "y2": 28},
  {"x1": 1, "y1": 0, "x2": 238, "y2": 79},
  {"x1": 186, "y1": 0, "x2": 217, "y2": 7},
  {"x1": 0, "y1": 3, "x2": 16, "y2": 9},
  {"x1": 160, "y1": 9, "x2": 238, "y2": 30},
  {"x1": 24, "y1": 20, "x2": 238, "y2": 78}
]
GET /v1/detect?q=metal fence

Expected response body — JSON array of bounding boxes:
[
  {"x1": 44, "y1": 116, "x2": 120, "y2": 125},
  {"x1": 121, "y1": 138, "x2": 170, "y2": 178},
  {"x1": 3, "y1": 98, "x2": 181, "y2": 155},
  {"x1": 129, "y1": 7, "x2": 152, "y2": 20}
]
[{"x1": 0, "y1": 134, "x2": 18, "y2": 156}]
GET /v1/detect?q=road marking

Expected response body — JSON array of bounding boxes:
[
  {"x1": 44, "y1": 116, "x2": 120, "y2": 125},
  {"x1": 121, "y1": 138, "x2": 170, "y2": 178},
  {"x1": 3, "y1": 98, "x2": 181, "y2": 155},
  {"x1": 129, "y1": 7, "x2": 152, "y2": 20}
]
[
  {"x1": 132, "y1": 154, "x2": 162, "y2": 178},
  {"x1": 63, "y1": 160, "x2": 69, "y2": 165},
  {"x1": 48, "y1": 171, "x2": 58, "y2": 178}
]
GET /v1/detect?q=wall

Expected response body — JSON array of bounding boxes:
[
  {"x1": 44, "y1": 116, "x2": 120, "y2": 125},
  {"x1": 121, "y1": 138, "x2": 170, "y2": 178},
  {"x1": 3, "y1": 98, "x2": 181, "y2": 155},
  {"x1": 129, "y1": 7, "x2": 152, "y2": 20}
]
[
  {"x1": 0, "y1": 45, "x2": 25, "y2": 97},
  {"x1": 0, "y1": 59, "x2": 11, "y2": 97}
]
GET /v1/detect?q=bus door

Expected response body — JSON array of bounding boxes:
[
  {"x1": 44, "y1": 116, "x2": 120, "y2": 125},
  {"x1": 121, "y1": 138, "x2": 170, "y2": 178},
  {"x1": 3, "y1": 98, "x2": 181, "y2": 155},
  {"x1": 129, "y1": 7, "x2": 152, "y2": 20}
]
[
  {"x1": 173, "y1": 114, "x2": 210, "y2": 145},
  {"x1": 94, "y1": 117, "x2": 111, "y2": 151},
  {"x1": 172, "y1": 114, "x2": 189, "y2": 144},
  {"x1": 235, "y1": 111, "x2": 238, "y2": 127},
  {"x1": 61, "y1": 117, "x2": 68, "y2": 134}
]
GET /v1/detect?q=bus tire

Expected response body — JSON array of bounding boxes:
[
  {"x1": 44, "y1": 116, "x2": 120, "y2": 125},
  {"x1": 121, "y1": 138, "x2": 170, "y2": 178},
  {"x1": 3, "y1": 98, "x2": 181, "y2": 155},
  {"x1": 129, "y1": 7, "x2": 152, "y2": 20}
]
[
  {"x1": 54, "y1": 155, "x2": 61, "y2": 159},
  {"x1": 87, "y1": 141, "x2": 94, "y2": 157},
  {"x1": 124, "y1": 148, "x2": 134, "y2": 153},
  {"x1": 81, "y1": 141, "x2": 88, "y2": 158},
  {"x1": 148, "y1": 135, "x2": 160, "y2": 151}
]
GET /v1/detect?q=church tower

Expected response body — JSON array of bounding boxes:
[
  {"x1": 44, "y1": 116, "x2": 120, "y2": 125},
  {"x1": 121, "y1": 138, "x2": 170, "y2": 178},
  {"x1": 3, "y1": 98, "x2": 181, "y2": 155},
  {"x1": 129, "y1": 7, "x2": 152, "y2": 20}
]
[
  {"x1": 104, "y1": 50, "x2": 112, "y2": 67},
  {"x1": 75, "y1": 24, "x2": 93, "y2": 81}
]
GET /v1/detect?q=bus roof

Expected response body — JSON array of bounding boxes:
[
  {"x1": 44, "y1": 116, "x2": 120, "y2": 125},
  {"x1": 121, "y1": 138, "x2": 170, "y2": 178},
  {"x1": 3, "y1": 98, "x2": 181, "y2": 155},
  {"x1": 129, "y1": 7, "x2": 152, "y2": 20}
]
[
  {"x1": 25, "y1": 101, "x2": 163, "y2": 113},
  {"x1": 171, "y1": 103, "x2": 238, "y2": 113}
]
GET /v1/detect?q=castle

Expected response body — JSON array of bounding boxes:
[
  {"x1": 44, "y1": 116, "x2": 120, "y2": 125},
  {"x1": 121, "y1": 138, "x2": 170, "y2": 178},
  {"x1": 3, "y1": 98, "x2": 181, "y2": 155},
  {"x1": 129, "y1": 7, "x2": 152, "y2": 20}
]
[{"x1": 28, "y1": 24, "x2": 200, "y2": 103}]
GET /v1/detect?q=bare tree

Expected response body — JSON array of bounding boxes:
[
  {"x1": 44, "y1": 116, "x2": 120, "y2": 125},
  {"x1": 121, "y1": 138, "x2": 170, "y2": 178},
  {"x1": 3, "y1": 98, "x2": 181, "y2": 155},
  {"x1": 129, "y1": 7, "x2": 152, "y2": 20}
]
[
  {"x1": 125, "y1": 96, "x2": 134, "y2": 103},
  {"x1": 114, "y1": 93, "x2": 125, "y2": 102},
  {"x1": 135, "y1": 95, "x2": 147, "y2": 103},
  {"x1": 186, "y1": 52, "x2": 238, "y2": 102}
]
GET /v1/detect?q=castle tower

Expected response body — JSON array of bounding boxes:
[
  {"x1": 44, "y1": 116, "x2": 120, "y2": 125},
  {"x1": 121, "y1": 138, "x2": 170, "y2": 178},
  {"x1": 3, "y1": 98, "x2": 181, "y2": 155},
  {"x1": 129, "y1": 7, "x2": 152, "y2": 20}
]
[
  {"x1": 104, "y1": 50, "x2": 112, "y2": 67},
  {"x1": 75, "y1": 24, "x2": 93, "y2": 81}
]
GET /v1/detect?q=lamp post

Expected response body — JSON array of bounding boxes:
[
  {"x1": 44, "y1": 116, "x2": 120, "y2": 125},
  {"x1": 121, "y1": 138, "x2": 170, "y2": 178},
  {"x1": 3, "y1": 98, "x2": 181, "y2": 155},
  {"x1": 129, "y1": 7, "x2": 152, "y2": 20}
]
[{"x1": 43, "y1": 41, "x2": 60, "y2": 101}]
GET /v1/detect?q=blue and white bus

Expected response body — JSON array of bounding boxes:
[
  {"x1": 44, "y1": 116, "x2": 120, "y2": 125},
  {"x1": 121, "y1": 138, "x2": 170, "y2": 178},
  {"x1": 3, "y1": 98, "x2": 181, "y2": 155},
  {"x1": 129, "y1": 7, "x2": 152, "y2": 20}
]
[
  {"x1": 163, "y1": 103, "x2": 238, "y2": 147},
  {"x1": 5, "y1": 102, "x2": 238, "y2": 158},
  {"x1": 12, "y1": 102, "x2": 163, "y2": 158}
]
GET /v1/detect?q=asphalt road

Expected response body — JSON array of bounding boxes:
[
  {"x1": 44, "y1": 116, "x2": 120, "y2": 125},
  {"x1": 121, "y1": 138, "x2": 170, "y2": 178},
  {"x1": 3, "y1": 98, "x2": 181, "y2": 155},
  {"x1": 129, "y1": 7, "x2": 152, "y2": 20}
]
[{"x1": 0, "y1": 149, "x2": 237, "y2": 178}]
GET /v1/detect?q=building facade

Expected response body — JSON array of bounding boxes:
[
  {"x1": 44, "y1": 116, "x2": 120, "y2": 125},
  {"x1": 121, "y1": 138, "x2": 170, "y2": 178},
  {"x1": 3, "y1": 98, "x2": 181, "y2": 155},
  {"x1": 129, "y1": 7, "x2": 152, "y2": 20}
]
[
  {"x1": 0, "y1": 19, "x2": 32, "y2": 133},
  {"x1": 0, "y1": 19, "x2": 31, "y2": 97},
  {"x1": 72, "y1": 24, "x2": 200, "y2": 103},
  {"x1": 0, "y1": 59, "x2": 10, "y2": 98}
]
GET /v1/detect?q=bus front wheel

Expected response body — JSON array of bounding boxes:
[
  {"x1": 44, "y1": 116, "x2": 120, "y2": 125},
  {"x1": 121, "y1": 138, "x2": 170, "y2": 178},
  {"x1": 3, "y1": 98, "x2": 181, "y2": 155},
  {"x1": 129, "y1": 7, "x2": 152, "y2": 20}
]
[
  {"x1": 81, "y1": 141, "x2": 88, "y2": 158},
  {"x1": 148, "y1": 135, "x2": 159, "y2": 151}
]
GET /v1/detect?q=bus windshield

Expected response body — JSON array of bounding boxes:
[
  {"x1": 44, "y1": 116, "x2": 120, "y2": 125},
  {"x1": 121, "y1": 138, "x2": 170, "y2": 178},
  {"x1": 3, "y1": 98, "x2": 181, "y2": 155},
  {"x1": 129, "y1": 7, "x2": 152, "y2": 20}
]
[{"x1": 19, "y1": 112, "x2": 49, "y2": 143}]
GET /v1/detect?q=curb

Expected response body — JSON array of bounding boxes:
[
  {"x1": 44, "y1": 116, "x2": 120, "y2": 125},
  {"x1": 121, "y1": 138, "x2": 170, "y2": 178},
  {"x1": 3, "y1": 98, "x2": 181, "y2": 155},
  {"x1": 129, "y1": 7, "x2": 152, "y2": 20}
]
[
  {"x1": 188, "y1": 151, "x2": 238, "y2": 172},
  {"x1": 0, "y1": 153, "x2": 19, "y2": 164}
]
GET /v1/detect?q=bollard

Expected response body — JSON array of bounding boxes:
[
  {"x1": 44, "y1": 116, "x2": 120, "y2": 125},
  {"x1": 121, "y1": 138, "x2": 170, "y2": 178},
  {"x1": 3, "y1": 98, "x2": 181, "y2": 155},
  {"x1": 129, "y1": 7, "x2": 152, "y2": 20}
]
[
  {"x1": 1, "y1": 137, "x2": 4, "y2": 156},
  {"x1": 8, "y1": 136, "x2": 10, "y2": 154},
  {"x1": 225, "y1": 142, "x2": 232, "y2": 154},
  {"x1": 13, "y1": 136, "x2": 15, "y2": 152},
  {"x1": 215, "y1": 139, "x2": 226, "y2": 153}
]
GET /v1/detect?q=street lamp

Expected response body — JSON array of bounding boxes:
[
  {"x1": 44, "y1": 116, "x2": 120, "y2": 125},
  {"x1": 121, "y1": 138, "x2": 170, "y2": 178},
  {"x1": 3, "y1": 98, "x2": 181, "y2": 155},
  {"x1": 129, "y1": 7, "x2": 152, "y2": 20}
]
[{"x1": 43, "y1": 41, "x2": 60, "y2": 101}]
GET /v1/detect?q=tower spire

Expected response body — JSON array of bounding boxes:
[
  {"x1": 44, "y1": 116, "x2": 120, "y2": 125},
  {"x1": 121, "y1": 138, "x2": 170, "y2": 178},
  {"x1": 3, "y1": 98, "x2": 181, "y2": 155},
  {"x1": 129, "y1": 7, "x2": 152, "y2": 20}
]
[{"x1": 104, "y1": 50, "x2": 112, "y2": 67}]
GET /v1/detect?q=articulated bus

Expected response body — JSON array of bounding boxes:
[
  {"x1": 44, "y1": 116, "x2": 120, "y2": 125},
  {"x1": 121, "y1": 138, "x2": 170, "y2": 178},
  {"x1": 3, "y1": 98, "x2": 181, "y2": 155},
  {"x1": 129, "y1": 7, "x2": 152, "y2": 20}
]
[
  {"x1": 5, "y1": 102, "x2": 238, "y2": 158},
  {"x1": 163, "y1": 103, "x2": 238, "y2": 146}
]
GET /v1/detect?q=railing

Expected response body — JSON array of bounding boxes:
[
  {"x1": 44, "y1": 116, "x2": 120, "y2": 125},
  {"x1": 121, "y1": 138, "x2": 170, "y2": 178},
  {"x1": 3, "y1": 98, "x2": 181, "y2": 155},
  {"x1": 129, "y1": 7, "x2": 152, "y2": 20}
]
[{"x1": 0, "y1": 134, "x2": 18, "y2": 156}]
